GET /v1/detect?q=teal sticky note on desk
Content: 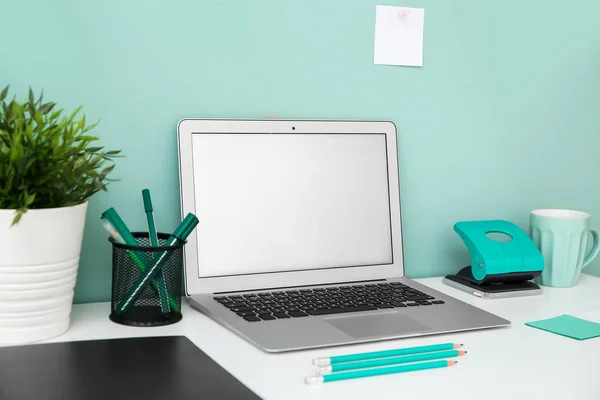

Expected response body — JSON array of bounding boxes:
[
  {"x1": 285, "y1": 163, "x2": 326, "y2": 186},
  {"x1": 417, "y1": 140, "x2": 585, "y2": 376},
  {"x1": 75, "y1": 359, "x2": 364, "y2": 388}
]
[{"x1": 526, "y1": 314, "x2": 600, "y2": 340}]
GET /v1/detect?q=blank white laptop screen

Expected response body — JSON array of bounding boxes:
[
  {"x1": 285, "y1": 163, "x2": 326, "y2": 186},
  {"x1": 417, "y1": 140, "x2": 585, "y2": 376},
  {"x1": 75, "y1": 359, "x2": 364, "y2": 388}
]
[{"x1": 191, "y1": 133, "x2": 393, "y2": 278}]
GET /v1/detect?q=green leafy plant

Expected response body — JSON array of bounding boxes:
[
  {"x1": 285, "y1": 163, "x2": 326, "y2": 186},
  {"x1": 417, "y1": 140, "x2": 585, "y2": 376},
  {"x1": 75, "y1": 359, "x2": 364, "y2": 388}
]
[{"x1": 0, "y1": 85, "x2": 121, "y2": 224}]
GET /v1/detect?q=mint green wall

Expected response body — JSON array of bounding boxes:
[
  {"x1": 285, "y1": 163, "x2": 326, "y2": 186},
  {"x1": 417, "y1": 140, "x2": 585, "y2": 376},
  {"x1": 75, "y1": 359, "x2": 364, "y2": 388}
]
[{"x1": 3, "y1": 1, "x2": 600, "y2": 303}]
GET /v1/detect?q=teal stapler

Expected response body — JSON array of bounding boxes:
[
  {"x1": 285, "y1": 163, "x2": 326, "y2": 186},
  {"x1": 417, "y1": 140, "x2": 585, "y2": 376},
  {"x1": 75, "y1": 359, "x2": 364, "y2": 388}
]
[{"x1": 443, "y1": 220, "x2": 544, "y2": 298}]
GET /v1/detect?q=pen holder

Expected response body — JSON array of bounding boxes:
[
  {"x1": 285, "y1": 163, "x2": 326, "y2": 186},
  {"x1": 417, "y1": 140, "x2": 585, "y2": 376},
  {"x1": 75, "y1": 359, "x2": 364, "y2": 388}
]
[{"x1": 109, "y1": 232, "x2": 184, "y2": 327}]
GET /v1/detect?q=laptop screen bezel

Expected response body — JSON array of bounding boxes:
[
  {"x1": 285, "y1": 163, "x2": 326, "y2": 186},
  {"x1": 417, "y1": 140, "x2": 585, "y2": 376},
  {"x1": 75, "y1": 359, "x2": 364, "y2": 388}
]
[{"x1": 178, "y1": 119, "x2": 404, "y2": 295}]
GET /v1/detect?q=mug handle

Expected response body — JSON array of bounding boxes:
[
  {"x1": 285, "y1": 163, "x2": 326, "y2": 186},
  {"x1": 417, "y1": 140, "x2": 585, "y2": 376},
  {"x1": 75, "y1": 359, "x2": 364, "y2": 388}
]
[{"x1": 583, "y1": 229, "x2": 600, "y2": 268}]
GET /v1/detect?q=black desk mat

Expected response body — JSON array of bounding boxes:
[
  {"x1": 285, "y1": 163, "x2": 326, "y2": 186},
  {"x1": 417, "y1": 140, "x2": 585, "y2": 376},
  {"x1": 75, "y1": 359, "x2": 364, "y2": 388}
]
[{"x1": 0, "y1": 336, "x2": 260, "y2": 400}]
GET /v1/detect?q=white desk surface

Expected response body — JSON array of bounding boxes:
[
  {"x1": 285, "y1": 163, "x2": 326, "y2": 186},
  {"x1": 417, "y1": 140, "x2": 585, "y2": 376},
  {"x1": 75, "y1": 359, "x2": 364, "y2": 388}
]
[{"x1": 33, "y1": 274, "x2": 600, "y2": 399}]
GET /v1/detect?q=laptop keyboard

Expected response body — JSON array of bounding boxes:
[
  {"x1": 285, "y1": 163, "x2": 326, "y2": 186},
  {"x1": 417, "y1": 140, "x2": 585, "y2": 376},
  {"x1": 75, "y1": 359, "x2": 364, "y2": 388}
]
[{"x1": 213, "y1": 282, "x2": 445, "y2": 322}]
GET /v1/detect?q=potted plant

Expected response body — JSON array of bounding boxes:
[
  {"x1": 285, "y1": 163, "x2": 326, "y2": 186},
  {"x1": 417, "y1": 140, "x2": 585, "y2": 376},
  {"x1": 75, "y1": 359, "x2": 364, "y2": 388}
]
[{"x1": 0, "y1": 86, "x2": 120, "y2": 344}]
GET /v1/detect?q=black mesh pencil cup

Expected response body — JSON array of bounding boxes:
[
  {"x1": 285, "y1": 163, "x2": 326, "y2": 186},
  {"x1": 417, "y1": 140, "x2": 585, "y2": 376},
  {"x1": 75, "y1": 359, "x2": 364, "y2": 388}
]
[{"x1": 109, "y1": 232, "x2": 184, "y2": 326}]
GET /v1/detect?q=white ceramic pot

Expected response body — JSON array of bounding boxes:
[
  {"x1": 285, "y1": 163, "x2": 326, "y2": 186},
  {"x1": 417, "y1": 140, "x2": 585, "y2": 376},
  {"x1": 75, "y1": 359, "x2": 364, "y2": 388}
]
[{"x1": 0, "y1": 202, "x2": 88, "y2": 344}]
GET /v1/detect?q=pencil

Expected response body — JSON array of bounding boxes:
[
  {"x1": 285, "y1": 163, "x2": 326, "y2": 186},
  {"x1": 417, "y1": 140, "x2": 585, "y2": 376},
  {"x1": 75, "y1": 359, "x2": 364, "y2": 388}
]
[
  {"x1": 306, "y1": 360, "x2": 458, "y2": 384},
  {"x1": 313, "y1": 343, "x2": 463, "y2": 366},
  {"x1": 315, "y1": 350, "x2": 466, "y2": 374}
]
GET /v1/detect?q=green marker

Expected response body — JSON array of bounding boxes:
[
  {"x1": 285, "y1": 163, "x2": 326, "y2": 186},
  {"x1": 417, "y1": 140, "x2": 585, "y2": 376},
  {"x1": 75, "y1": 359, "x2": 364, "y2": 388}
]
[
  {"x1": 101, "y1": 207, "x2": 140, "y2": 245},
  {"x1": 101, "y1": 207, "x2": 179, "y2": 312},
  {"x1": 116, "y1": 213, "x2": 199, "y2": 315},
  {"x1": 315, "y1": 350, "x2": 466, "y2": 374},
  {"x1": 142, "y1": 189, "x2": 170, "y2": 314},
  {"x1": 305, "y1": 360, "x2": 458, "y2": 384}
]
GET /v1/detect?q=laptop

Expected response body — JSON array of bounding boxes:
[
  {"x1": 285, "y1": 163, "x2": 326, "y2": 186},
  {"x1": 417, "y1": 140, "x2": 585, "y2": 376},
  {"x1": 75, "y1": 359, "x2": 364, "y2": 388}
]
[{"x1": 177, "y1": 119, "x2": 510, "y2": 353}]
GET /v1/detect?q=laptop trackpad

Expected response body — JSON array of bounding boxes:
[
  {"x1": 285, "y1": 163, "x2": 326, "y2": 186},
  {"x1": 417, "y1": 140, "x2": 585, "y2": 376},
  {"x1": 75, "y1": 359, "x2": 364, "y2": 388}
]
[{"x1": 325, "y1": 312, "x2": 432, "y2": 339}]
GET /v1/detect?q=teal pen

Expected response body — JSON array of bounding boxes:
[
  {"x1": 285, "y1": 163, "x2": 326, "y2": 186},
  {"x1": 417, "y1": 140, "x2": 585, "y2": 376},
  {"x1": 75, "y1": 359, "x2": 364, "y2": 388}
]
[
  {"x1": 116, "y1": 213, "x2": 199, "y2": 315},
  {"x1": 313, "y1": 343, "x2": 462, "y2": 366},
  {"x1": 142, "y1": 189, "x2": 170, "y2": 314},
  {"x1": 305, "y1": 360, "x2": 457, "y2": 384},
  {"x1": 101, "y1": 207, "x2": 140, "y2": 246},
  {"x1": 101, "y1": 207, "x2": 180, "y2": 312},
  {"x1": 102, "y1": 219, "x2": 146, "y2": 267},
  {"x1": 316, "y1": 350, "x2": 466, "y2": 374}
]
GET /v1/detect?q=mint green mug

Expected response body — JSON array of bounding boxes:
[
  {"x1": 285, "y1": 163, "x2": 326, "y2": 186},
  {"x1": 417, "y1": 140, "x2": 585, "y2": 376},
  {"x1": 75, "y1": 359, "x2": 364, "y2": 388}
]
[{"x1": 530, "y1": 209, "x2": 600, "y2": 287}]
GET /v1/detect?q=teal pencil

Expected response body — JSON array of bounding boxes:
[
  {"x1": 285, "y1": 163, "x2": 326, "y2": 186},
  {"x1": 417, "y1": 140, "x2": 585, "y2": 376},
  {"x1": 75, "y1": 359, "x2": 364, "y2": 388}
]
[
  {"x1": 316, "y1": 350, "x2": 466, "y2": 374},
  {"x1": 313, "y1": 343, "x2": 463, "y2": 366},
  {"x1": 305, "y1": 360, "x2": 457, "y2": 384}
]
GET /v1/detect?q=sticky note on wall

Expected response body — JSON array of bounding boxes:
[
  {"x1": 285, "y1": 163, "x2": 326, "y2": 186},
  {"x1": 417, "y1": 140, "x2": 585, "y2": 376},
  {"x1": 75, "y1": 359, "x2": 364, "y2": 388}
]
[{"x1": 374, "y1": 5, "x2": 425, "y2": 67}]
